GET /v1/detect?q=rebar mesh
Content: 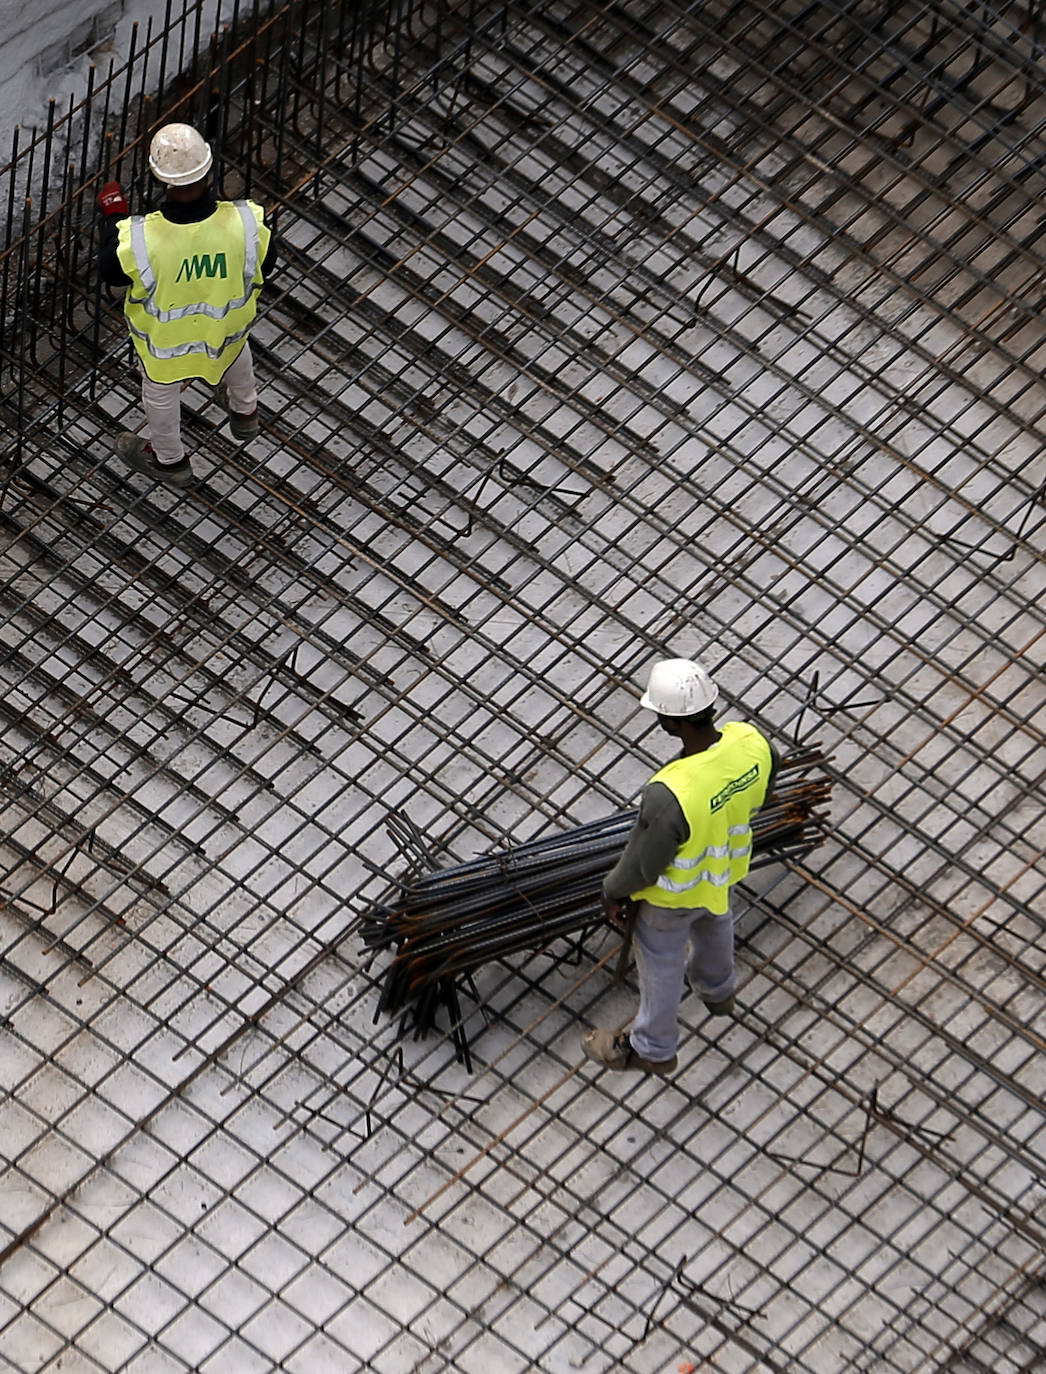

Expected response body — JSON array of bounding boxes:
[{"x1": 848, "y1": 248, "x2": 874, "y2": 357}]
[{"x1": 0, "y1": 0, "x2": 1044, "y2": 1370}]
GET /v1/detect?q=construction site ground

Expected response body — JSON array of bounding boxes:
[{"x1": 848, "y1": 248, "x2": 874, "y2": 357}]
[{"x1": 0, "y1": 1, "x2": 1044, "y2": 1371}]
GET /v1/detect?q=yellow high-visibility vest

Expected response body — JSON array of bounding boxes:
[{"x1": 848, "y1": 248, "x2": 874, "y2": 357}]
[
  {"x1": 116, "y1": 201, "x2": 270, "y2": 383},
  {"x1": 630, "y1": 721, "x2": 773, "y2": 915}
]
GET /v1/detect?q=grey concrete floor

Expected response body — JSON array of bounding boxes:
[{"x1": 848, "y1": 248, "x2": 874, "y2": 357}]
[{"x1": 1, "y1": 2, "x2": 1044, "y2": 1371}]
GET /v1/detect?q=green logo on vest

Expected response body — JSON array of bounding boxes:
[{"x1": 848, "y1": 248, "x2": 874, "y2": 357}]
[
  {"x1": 176, "y1": 252, "x2": 227, "y2": 282},
  {"x1": 710, "y1": 764, "x2": 759, "y2": 812}
]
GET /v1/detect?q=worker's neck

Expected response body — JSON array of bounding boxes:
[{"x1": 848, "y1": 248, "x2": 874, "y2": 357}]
[
  {"x1": 677, "y1": 724, "x2": 720, "y2": 757},
  {"x1": 165, "y1": 181, "x2": 210, "y2": 205}
]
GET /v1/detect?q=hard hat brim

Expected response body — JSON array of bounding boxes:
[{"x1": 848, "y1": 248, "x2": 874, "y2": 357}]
[
  {"x1": 639, "y1": 681, "x2": 719, "y2": 713},
  {"x1": 149, "y1": 148, "x2": 213, "y2": 186}
]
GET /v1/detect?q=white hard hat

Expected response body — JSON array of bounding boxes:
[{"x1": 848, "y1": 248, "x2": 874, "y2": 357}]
[
  {"x1": 640, "y1": 658, "x2": 719, "y2": 716},
  {"x1": 148, "y1": 123, "x2": 212, "y2": 186}
]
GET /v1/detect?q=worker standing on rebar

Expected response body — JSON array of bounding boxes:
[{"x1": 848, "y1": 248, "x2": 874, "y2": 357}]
[
  {"x1": 97, "y1": 122, "x2": 276, "y2": 487},
  {"x1": 582, "y1": 658, "x2": 777, "y2": 1076}
]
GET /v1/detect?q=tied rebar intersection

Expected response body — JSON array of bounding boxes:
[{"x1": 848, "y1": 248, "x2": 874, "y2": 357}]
[{"x1": 0, "y1": 1, "x2": 1044, "y2": 1371}]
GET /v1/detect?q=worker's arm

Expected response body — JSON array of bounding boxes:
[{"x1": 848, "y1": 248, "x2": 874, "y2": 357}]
[
  {"x1": 260, "y1": 222, "x2": 278, "y2": 278},
  {"x1": 763, "y1": 741, "x2": 781, "y2": 804},
  {"x1": 601, "y1": 782, "x2": 689, "y2": 917},
  {"x1": 96, "y1": 181, "x2": 133, "y2": 287},
  {"x1": 98, "y1": 219, "x2": 132, "y2": 286}
]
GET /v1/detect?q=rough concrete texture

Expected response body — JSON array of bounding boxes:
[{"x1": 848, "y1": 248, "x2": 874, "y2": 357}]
[
  {"x1": 0, "y1": 1, "x2": 245, "y2": 137},
  {"x1": 0, "y1": 2, "x2": 1044, "y2": 1372}
]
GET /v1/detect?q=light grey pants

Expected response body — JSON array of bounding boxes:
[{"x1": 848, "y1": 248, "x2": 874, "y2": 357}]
[
  {"x1": 629, "y1": 899, "x2": 734, "y2": 1062},
  {"x1": 140, "y1": 341, "x2": 258, "y2": 463}
]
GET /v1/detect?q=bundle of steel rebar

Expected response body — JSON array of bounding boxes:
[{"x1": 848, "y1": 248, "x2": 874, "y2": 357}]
[{"x1": 363, "y1": 748, "x2": 831, "y2": 1045}]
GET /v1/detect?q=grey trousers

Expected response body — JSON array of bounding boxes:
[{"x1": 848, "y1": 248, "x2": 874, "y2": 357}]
[{"x1": 629, "y1": 899, "x2": 735, "y2": 1061}]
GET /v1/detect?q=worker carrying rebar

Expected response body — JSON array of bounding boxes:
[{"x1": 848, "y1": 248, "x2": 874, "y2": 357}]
[
  {"x1": 97, "y1": 122, "x2": 277, "y2": 486},
  {"x1": 582, "y1": 657, "x2": 777, "y2": 1076}
]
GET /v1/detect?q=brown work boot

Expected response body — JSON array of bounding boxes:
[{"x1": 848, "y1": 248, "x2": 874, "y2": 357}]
[
  {"x1": 227, "y1": 407, "x2": 260, "y2": 441},
  {"x1": 703, "y1": 994, "x2": 735, "y2": 1016},
  {"x1": 581, "y1": 1028, "x2": 677, "y2": 1075},
  {"x1": 114, "y1": 433, "x2": 196, "y2": 487},
  {"x1": 216, "y1": 384, "x2": 260, "y2": 439}
]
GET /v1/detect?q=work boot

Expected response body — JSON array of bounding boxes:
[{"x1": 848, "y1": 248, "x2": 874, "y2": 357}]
[
  {"x1": 581, "y1": 1028, "x2": 677, "y2": 1075},
  {"x1": 216, "y1": 384, "x2": 260, "y2": 440},
  {"x1": 114, "y1": 433, "x2": 196, "y2": 487},
  {"x1": 702, "y1": 994, "x2": 735, "y2": 1016}
]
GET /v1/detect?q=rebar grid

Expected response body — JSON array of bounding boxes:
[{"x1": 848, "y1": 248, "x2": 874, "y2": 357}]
[{"x1": 0, "y1": 0, "x2": 1044, "y2": 1370}]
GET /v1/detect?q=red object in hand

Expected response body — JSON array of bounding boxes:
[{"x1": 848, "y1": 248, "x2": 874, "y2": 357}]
[{"x1": 97, "y1": 180, "x2": 129, "y2": 216}]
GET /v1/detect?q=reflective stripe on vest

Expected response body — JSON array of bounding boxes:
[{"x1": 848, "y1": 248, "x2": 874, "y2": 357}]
[
  {"x1": 629, "y1": 721, "x2": 772, "y2": 916},
  {"x1": 656, "y1": 826, "x2": 755, "y2": 888},
  {"x1": 123, "y1": 314, "x2": 255, "y2": 362},
  {"x1": 117, "y1": 201, "x2": 269, "y2": 383}
]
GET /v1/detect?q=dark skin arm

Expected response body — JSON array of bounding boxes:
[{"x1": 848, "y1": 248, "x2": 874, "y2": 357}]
[
  {"x1": 763, "y1": 742, "x2": 781, "y2": 804},
  {"x1": 600, "y1": 890, "x2": 628, "y2": 928}
]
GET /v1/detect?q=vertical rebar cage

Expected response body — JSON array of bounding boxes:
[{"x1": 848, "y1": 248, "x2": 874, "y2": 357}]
[{"x1": 0, "y1": 1, "x2": 1044, "y2": 1370}]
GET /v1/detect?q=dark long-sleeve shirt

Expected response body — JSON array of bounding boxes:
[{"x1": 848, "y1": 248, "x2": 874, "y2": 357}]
[
  {"x1": 604, "y1": 782, "x2": 690, "y2": 899},
  {"x1": 98, "y1": 190, "x2": 278, "y2": 286}
]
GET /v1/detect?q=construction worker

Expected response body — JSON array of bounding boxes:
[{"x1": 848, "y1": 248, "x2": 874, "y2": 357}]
[
  {"x1": 582, "y1": 657, "x2": 777, "y2": 1075},
  {"x1": 97, "y1": 122, "x2": 276, "y2": 486}
]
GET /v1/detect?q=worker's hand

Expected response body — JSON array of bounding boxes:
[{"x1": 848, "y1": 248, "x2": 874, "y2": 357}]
[
  {"x1": 97, "y1": 181, "x2": 129, "y2": 217},
  {"x1": 600, "y1": 889, "x2": 627, "y2": 930}
]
